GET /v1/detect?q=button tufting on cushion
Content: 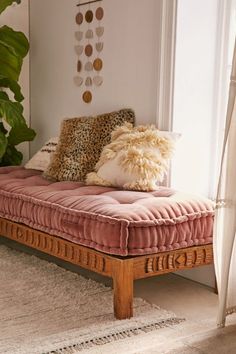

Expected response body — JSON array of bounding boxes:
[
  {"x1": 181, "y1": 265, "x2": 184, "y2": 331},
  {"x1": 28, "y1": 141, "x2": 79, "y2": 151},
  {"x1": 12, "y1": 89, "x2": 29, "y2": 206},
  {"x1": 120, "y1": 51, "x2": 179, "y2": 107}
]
[{"x1": 0, "y1": 167, "x2": 214, "y2": 256}]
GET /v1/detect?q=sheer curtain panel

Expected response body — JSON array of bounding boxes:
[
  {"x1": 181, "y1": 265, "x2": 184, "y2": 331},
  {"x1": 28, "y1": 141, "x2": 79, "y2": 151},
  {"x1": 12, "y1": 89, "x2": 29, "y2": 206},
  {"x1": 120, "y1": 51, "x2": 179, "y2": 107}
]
[{"x1": 214, "y1": 38, "x2": 236, "y2": 327}]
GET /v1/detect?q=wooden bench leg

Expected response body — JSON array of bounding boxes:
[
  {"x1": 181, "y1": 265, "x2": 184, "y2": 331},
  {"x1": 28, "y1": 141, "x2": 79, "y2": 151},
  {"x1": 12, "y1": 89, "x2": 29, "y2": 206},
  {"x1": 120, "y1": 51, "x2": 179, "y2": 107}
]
[{"x1": 112, "y1": 259, "x2": 134, "y2": 320}]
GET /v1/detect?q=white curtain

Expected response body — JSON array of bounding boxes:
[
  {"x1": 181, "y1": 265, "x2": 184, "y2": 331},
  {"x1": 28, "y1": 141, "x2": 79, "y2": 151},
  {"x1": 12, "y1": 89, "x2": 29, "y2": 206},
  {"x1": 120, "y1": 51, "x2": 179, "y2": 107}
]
[{"x1": 214, "y1": 38, "x2": 236, "y2": 327}]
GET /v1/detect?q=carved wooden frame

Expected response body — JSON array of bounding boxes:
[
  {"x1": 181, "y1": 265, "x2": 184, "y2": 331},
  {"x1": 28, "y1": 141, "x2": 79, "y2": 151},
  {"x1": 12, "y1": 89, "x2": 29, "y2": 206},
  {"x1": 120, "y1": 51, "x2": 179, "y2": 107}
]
[{"x1": 0, "y1": 217, "x2": 213, "y2": 320}]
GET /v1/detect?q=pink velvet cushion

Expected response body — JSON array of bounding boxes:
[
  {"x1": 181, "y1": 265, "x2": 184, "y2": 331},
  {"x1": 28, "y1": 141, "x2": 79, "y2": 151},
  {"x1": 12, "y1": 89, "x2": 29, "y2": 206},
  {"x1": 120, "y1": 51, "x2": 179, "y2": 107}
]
[{"x1": 0, "y1": 167, "x2": 214, "y2": 256}]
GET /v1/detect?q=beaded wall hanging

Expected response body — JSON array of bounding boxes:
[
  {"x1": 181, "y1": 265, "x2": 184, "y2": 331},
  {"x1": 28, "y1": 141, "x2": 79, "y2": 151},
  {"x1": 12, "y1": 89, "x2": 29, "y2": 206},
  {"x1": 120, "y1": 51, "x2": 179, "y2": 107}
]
[{"x1": 75, "y1": 0, "x2": 104, "y2": 103}]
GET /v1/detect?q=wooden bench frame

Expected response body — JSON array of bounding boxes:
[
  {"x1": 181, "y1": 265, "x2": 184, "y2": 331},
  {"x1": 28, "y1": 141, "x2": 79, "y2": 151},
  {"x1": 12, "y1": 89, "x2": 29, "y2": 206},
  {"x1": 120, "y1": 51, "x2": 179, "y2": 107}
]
[{"x1": 0, "y1": 217, "x2": 213, "y2": 319}]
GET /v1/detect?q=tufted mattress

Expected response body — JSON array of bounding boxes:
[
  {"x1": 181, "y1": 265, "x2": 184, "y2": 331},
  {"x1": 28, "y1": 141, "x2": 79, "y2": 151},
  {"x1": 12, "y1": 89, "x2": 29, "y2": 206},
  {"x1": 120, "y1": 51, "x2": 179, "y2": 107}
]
[{"x1": 0, "y1": 167, "x2": 214, "y2": 256}]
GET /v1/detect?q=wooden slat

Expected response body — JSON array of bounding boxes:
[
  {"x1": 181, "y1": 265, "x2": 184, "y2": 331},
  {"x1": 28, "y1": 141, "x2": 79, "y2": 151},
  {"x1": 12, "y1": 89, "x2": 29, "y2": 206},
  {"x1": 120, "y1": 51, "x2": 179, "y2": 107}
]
[
  {"x1": 133, "y1": 245, "x2": 213, "y2": 280},
  {"x1": 0, "y1": 217, "x2": 113, "y2": 277}
]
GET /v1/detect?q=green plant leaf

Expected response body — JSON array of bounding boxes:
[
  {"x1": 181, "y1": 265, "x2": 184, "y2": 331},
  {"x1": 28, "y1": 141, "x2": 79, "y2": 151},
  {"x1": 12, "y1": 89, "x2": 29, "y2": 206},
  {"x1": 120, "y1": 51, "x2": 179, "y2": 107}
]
[
  {"x1": 0, "y1": 121, "x2": 8, "y2": 135},
  {"x1": 0, "y1": 130, "x2": 8, "y2": 158},
  {"x1": 0, "y1": 91, "x2": 26, "y2": 126},
  {"x1": 0, "y1": 25, "x2": 29, "y2": 58},
  {"x1": 0, "y1": 91, "x2": 9, "y2": 100},
  {"x1": 0, "y1": 0, "x2": 21, "y2": 15},
  {"x1": 0, "y1": 144, "x2": 22, "y2": 166},
  {"x1": 0, "y1": 42, "x2": 22, "y2": 81},
  {"x1": 0, "y1": 75, "x2": 24, "y2": 101},
  {"x1": 8, "y1": 125, "x2": 36, "y2": 145},
  {"x1": 0, "y1": 1, "x2": 35, "y2": 166},
  {"x1": 0, "y1": 92, "x2": 9, "y2": 117}
]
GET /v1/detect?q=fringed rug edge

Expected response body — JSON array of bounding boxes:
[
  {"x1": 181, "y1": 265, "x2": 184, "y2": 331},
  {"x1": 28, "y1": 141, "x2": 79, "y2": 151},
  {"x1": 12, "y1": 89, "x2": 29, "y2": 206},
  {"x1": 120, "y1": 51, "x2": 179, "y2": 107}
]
[{"x1": 46, "y1": 317, "x2": 185, "y2": 354}]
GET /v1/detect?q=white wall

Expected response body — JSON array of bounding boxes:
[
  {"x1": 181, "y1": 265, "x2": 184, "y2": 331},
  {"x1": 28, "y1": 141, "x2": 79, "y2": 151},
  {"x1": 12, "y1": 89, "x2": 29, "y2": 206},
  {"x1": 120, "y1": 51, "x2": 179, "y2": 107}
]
[
  {"x1": 30, "y1": 0, "x2": 160, "y2": 154},
  {"x1": 0, "y1": 0, "x2": 29, "y2": 162}
]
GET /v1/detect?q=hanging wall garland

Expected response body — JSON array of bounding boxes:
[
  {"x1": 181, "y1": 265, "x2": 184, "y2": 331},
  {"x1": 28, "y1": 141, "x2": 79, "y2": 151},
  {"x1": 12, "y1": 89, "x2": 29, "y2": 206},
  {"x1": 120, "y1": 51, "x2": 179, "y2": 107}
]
[{"x1": 75, "y1": 0, "x2": 104, "y2": 104}]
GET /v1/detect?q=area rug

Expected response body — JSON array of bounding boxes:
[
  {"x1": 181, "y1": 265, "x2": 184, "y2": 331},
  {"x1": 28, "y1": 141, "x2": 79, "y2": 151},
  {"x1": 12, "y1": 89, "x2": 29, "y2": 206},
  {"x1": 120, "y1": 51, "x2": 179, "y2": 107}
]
[{"x1": 0, "y1": 245, "x2": 184, "y2": 354}]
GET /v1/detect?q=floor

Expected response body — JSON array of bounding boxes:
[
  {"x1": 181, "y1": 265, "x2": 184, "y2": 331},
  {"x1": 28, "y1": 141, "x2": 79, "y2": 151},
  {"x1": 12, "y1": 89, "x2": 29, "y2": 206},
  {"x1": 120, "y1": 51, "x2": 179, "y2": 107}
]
[{"x1": 1, "y1": 237, "x2": 236, "y2": 353}]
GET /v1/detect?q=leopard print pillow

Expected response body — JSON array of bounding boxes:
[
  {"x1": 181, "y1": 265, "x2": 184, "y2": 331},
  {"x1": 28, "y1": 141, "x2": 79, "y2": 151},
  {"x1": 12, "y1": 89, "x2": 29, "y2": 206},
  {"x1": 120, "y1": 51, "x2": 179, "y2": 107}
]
[{"x1": 44, "y1": 108, "x2": 135, "y2": 181}]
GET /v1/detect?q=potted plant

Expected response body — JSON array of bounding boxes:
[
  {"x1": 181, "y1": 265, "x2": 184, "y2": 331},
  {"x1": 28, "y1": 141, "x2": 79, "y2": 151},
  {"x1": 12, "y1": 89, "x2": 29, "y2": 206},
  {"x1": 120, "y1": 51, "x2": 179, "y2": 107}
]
[{"x1": 0, "y1": 0, "x2": 36, "y2": 166}]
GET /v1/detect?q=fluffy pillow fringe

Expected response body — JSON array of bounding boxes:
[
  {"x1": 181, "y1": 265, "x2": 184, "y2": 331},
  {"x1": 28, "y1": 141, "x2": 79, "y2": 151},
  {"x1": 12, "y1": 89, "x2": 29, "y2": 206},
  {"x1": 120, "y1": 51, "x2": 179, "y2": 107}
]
[{"x1": 86, "y1": 122, "x2": 175, "y2": 192}]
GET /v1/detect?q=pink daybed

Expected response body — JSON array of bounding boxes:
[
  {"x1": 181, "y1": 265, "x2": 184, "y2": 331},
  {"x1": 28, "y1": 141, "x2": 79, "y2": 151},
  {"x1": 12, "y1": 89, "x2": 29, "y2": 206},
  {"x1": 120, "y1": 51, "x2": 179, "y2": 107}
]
[{"x1": 0, "y1": 166, "x2": 214, "y2": 319}]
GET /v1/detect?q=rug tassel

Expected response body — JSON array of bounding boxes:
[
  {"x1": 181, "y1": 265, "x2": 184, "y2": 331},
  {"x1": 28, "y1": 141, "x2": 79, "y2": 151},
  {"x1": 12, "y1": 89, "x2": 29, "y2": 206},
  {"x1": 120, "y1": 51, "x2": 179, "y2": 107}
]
[{"x1": 46, "y1": 317, "x2": 185, "y2": 354}]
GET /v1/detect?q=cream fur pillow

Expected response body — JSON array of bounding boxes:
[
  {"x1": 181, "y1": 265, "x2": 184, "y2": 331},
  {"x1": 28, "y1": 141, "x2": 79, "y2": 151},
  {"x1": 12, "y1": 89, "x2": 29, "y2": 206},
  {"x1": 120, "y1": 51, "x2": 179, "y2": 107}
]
[{"x1": 86, "y1": 123, "x2": 177, "y2": 191}]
